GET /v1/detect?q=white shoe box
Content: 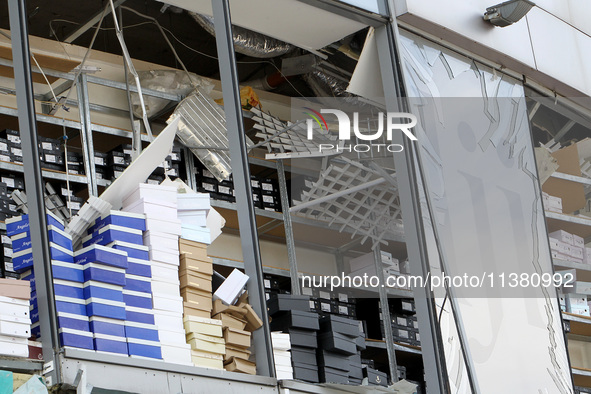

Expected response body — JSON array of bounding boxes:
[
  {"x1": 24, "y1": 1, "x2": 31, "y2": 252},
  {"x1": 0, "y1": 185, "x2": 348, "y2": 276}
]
[
  {"x1": 152, "y1": 294, "x2": 184, "y2": 314},
  {"x1": 160, "y1": 343, "x2": 192, "y2": 365},
  {"x1": 124, "y1": 198, "x2": 178, "y2": 221},
  {"x1": 158, "y1": 328, "x2": 187, "y2": 347},
  {"x1": 151, "y1": 277, "x2": 181, "y2": 297},
  {"x1": 153, "y1": 310, "x2": 184, "y2": 332},
  {"x1": 149, "y1": 248, "x2": 180, "y2": 266},
  {"x1": 145, "y1": 218, "x2": 182, "y2": 236},
  {"x1": 144, "y1": 231, "x2": 179, "y2": 253},
  {"x1": 151, "y1": 261, "x2": 179, "y2": 282},
  {"x1": 122, "y1": 184, "x2": 178, "y2": 208},
  {"x1": 0, "y1": 334, "x2": 28, "y2": 357},
  {"x1": 0, "y1": 296, "x2": 30, "y2": 319},
  {"x1": 0, "y1": 315, "x2": 31, "y2": 338}
]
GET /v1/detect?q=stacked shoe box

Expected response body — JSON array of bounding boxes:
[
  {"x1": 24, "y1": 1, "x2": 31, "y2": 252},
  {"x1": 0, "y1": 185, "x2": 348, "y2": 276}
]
[
  {"x1": 0, "y1": 182, "x2": 12, "y2": 223},
  {"x1": 184, "y1": 315, "x2": 224, "y2": 369},
  {"x1": 1, "y1": 223, "x2": 16, "y2": 278},
  {"x1": 122, "y1": 183, "x2": 190, "y2": 364},
  {"x1": 268, "y1": 294, "x2": 319, "y2": 383},
  {"x1": 363, "y1": 366, "x2": 389, "y2": 387},
  {"x1": 179, "y1": 239, "x2": 213, "y2": 319},
  {"x1": 0, "y1": 279, "x2": 31, "y2": 358},
  {"x1": 82, "y1": 210, "x2": 161, "y2": 359},
  {"x1": 7, "y1": 212, "x2": 91, "y2": 349},
  {"x1": 211, "y1": 299, "x2": 248, "y2": 367},
  {"x1": 271, "y1": 332, "x2": 293, "y2": 379},
  {"x1": 317, "y1": 315, "x2": 365, "y2": 384},
  {"x1": 177, "y1": 193, "x2": 211, "y2": 245}
]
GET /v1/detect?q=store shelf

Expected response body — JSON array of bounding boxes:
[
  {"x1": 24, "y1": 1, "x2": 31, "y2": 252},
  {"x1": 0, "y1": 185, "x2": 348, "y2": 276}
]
[
  {"x1": 553, "y1": 259, "x2": 591, "y2": 282},
  {"x1": 564, "y1": 312, "x2": 591, "y2": 337},
  {"x1": 572, "y1": 367, "x2": 591, "y2": 388},
  {"x1": 545, "y1": 211, "x2": 591, "y2": 239},
  {"x1": 365, "y1": 339, "x2": 422, "y2": 355},
  {"x1": 0, "y1": 357, "x2": 43, "y2": 373}
]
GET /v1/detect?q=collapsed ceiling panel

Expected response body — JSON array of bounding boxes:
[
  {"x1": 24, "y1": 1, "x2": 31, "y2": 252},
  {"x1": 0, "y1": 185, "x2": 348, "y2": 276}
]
[{"x1": 158, "y1": 0, "x2": 368, "y2": 52}]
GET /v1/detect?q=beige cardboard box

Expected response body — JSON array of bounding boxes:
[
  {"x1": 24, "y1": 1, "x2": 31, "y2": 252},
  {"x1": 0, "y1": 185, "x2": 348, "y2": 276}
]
[
  {"x1": 0, "y1": 279, "x2": 30, "y2": 300},
  {"x1": 212, "y1": 299, "x2": 247, "y2": 318},
  {"x1": 223, "y1": 327, "x2": 251, "y2": 348},
  {"x1": 180, "y1": 271, "x2": 212, "y2": 292},
  {"x1": 191, "y1": 350, "x2": 224, "y2": 370},
  {"x1": 179, "y1": 239, "x2": 210, "y2": 261},
  {"x1": 183, "y1": 302, "x2": 212, "y2": 319},
  {"x1": 187, "y1": 332, "x2": 226, "y2": 355},
  {"x1": 184, "y1": 315, "x2": 222, "y2": 337},
  {"x1": 213, "y1": 312, "x2": 247, "y2": 330},
  {"x1": 239, "y1": 303, "x2": 263, "y2": 332},
  {"x1": 224, "y1": 357, "x2": 256, "y2": 375},
  {"x1": 180, "y1": 254, "x2": 213, "y2": 276},
  {"x1": 181, "y1": 289, "x2": 213, "y2": 312},
  {"x1": 225, "y1": 345, "x2": 251, "y2": 361}
]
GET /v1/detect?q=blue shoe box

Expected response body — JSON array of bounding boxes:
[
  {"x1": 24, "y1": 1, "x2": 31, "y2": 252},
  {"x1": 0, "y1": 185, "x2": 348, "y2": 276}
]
[
  {"x1": 94, "y1": 333, "x2": 128, "y2": 355},
  {"x1": 108, "y1": 241, "x2": 149, "y2": 261},
  {"x1": 124, "y1": 321, "x2": 159, "y2": 342},
  {"x1": 86, "y1": 298, "x2": 127, "y2": 320},
  {"x1": 57, "y1": 312, "x2": 90, "y2": 331},
  {"x1": 75, "y1": 244, "x2": 128, "y2": 269},
  {"x1": 53, "y1": 261, "x2": 84, "y2": 283},
  {"x1": 11, "y1": 232, "x2": 31, "y2": 253},
  {"x1": 54, "y1": 280, "x2": 84, "y2": 299},
  {"x1": 126, "y1": 258, "x2": 152, "y2": 278},
  {"x1": 31, "y1": 322, "x2": 40, "y2": 338},
  {"x1": 84, "y1": 281, "x2": 124, "y2": 303},
  {"x1": 82, "y1": 225, "x2": 143, "y2": 248},
  {"x1": 6, "y1": 212, "x2": 64, "y2": 236},
  {"x1": 59, "y1": 328, "x2": 94, "y2": 350},
  {"x1": 127, "y1": 338, "x2": 162, "y2": 359},
  {"x1": 101, "y1": 211, "x2": 146, "y2": 232},
  {"x1": 55, "y1": 296, "x2": 88, "y2": 316},
  {"x1": 89, "y1": 316, "x2": 126, "y2": 337},
  {"x1": 48, "y1": 225, "x2": 73, "y2": 250},
  {"x1": 20, "y1": 269, "x2": 35, "y2": 290},
  {"x1": 12, "y1": 248, "x2": 34, "y2": 273},
  {"x1": 125, "y1": 306, "x2": 155, "y2": 325},
  {"x1": 83, "y1": 263, "x2": 126, "y2": 286},
  {"x1": 123, "y1": 289, "x2": 153, "y2": 309},
  {"x1": 30, "y1": 307, "x2": 39, "y2": 323},
  {"x1": 123, "y1": 274, "x2": 151, "y2": 293},
  {"x1": 51, "y1": 243, "x2": 74, "y2": 263},
  {"x1": 30, "y1": 291, "x2": 38, "y2": 311}
]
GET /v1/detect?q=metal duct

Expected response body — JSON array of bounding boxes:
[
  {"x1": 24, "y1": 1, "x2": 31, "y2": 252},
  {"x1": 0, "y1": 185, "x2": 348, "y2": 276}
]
[
  {"x1": 304, "y1": 70, "x2": 364, "y2": 106},
  {"x1": 190, "y1": 13, "x2": 293, "y2": 58}
]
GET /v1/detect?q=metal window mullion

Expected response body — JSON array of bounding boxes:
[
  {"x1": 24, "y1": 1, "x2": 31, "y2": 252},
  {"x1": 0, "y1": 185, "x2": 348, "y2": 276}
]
[
  {"x1": 76, "y1": 73, "x2": 98, "y2": 196},
  {"x1": 8, "y1": 0, "x2": 61, "y2": 385},
  {"x1": 211, "y1": 0, "x2": 275, "y2": 378}
]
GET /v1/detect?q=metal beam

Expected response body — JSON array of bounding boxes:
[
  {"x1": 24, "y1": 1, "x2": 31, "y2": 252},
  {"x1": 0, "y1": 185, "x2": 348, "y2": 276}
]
[
  {"x1": 211, "y1": 0, "x2": 275, "y2": 378},
  {"x1": 64, "y1": 0, "x2": 127, "y2": 43},
  {"x1": 277, "y1": 160, "x2": 301, "y2": 295},
  {"x1": 375, "y1": 1, "x2": 450, "y2": 391},
  {"x1": 553, "y1": 119, "x2": 576, "y2": 142},
  {"x1": 76, "y1": 73, "x2": 98, "y2": 196},
  {"x1": 8, "y1": 0, "x2": 61, "y2": 385},
  {"x1": 295, "y1": 0, "x2": 388, "y2": 27}
]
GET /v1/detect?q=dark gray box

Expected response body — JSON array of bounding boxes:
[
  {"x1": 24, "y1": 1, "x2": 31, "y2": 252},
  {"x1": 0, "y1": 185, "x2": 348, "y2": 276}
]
[
  {"x1": 318, "y1": 332, "x2": 357, "y2": 355},
  {"x1": 317, "y1": 350, "x2": 350, "y2": 371},
  {"x1": 289, "y1": 329, "x2": 317, "y2": 349},
  {"x1": 270, "y1": 310, "x2": 319, "y2": 331},
  {"x1": 292, "y1": 364, "x2": 319, "y2": 383},
  {"x1": 320, "y1": 315, "x2": 361, "y2": 337},
  {"x1": 364, "y1": 367, "x2": 388, "y2": 387},
  {"x1": 290, "y1": 346, "x2": 317, "y2": 365},
  {"x1": 268, "y1": 294, "x2": 311, "y2": 316},
  {"x1": 319, "y1": 366, "x2": 349, "y2": 384}
]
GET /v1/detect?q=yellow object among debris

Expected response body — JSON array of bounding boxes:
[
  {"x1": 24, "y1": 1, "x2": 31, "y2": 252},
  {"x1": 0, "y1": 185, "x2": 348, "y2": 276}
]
[{"x1": 215, "y1": 86, "x2": 260, "y2": 110}]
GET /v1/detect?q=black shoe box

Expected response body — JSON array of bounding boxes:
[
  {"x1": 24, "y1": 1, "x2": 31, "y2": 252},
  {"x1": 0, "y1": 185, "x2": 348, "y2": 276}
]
[
  {"x1": 94, "y1": 151, "x2": 108, "y2": 167},
  {"x1": 109, "y1": 150, "x2": 129, "y2": 166},
  {"x1": 95, "y1": 166, "x2": 107, "y2": 180},
  {"x1": 355, "y1": 335, "x2": 366, "y2": 350},
  {"x1": 66, "y1": 152, "x2": 82, "y2": 166},
  {"x1": 67, "y1": 164, "x2": 84, "y2": 175},
  {"x1": 317, "y1": 350, "x2": 350, "y2": 371},
  {"x1": 318, "y1": 332, "x2": 357, "y2": 355},
  {"x1": 270, "y1": 310, "x2": 319, "y2": 331},
  {"x1": 319, "y1": 366, "x2": 349, "y2": 384},
  {"x1": 1, "y1": 129, "x2": 20, "y2": 144},
  {"x1": 147, "y1": 175, "x2": 165, "y2": 185},
  {"x1": 1, "y1": 174, "x2": 24, "y2": 190},
  {"x1": 290, "y1": 346, "x2": 317, "y2": 365},
  {"x1": 42, "y1": 163, "x2": 65, "y2": 172},
  {"x1": 364, "y1": 367, "x2": 388, "y2": 387},
  {"x1": 267, "y1": 294, "x2": 311, "y2": 316},
  {"x1": 111, "y1": 165, "x2": 127, "y2": 179},
  {"x1": 288, "y1": 328, "x2": 317, "y2": 349},
  {"x1": 292, "y1": 363, "x2": 319, "y2": 383},
  {"x1": 319, "y1": 315, "x2": 362, "y2": 338},
  {"x1": 42, "y1": 150, "x2": 64, "y2": 166},
  {"x1": 0, "y1": 138, "x2": 9, "y2": 155}
]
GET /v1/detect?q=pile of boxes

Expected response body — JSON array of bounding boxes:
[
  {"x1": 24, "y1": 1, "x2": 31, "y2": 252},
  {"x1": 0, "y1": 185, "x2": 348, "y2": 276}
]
[
  {"x1": 109, "y1": 144, "x2": 181, "y2": 183},
  {"x1": 0, "y1": 279, "x2": 31, "y2": 358},
  {"x1": 268, "y1": 294, "x2": 319, "y2": 383},
  {"x1": 122, "y1": 183, "x2": 189, "y2": 364},
  {"x1": 1, "y1": 223, "x2": 15, "y2": 279},
  {"x1": 271, "y1": 332, "x2": 293, "y2": 380},
  {"x1": 348, "y1": 251, "x2": 410, "y2": 290},
  {"x1": 0, "y1": 182, "x2": 12, "y2": 222},
  {"x1": 184, "y1": 315, "x2": 225, "y2": 369},
  {"x1": 549, "y1": 229, "x2": 591, "y2": 264}
]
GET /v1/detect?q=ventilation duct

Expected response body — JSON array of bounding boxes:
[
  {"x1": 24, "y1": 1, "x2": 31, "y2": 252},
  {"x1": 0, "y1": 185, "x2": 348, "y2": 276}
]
[{"x1": 190, "y1": 13, "x2": 293, "y2": 58}]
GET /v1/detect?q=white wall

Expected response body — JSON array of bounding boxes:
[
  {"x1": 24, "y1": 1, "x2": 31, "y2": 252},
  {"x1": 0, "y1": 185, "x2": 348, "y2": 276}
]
[{"x1": 394, "y1": 0, "x2": 591, "y2": 98}]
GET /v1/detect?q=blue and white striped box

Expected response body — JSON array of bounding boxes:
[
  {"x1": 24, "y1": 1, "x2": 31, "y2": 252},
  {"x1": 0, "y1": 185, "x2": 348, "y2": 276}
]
[
  {"x1": 126, "y1": 257, "x2": 151, "y2": 278},
  {"x1": 50, "y1": 243, "x2": 75, "y2": 263},
  {"x1": 123, "y1": 274, "x2": 152, "y2": 293},
  {"x1": 83, "y1": 281, "x2": 124, "y2": 303},
  {"x1": 83, "y1": 263, "x2": 126, "y2": 286},
  {"x1": 55, "y1": 296, "x2": 87, "y2": 316},
  {"x1": 100, "y1": 211, "x2": 146, "y2": 232},
  {"x1": 127, "y1": 337, "x2": 162, "y2": 359},
  {"x1": 57, "y1": 312, "x2": 90, "y2": 331},
  {"x1": 86, "y1": 298, "x2": 126, "y2": 320},
  {"x1": 107, "y1": 241, "x2": 149, "y2": 261},
  {"x1": 53, "y1": 261, "x2": 84, "y2": 283},
  {"x1": 54, "y1": 279, "x2": 84, "y2": 300},
  {"x1": 125, "y1": 306, "x2": 155, "y2": 325},
  {"x1": 75, "y1": 244, "x2": 128, "y2": 269},
  {"x1": 6, "y1": 211, "x2": 64, "y2": 236},
  {"x1": 30, "y1": 306, "x2": 38, "y2": 323},
  {"x1": 11, "y1": 232, "x2": 31, "y2": 253},
  {"x1": 82, "y1": 225, "x2": 143, "y2": 248},
  {"x1": 89, "y1": 316, "x2": 125, "y2": 337},
  {"x1": 48, "y1": 225, "x2": 73, "y2": 250},
  {"x1": 123, "y1": 289, "x2": 152, "y2": 309},
  {"x1": 124, "y1": 321, "x2": 159, "y2": 342},
  {"x1": 94, "y1": 333, "x2": 128, "y2": 355},
  {"x1": 59, "y1": 328, "x2": 94, "y2": 350},
  {"x1": 29, "y1": 292, "x2": 37, "y2": 313},
  {"x1": 12, "y1": 248, "x2": 34, "y2": 273}
]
